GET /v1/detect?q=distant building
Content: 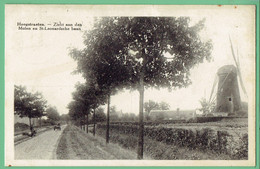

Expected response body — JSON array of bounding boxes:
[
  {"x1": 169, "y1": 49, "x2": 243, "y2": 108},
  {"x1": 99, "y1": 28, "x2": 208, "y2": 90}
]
[{"x1": 149, "y1": 109, "x2": 195, "y2": 121}]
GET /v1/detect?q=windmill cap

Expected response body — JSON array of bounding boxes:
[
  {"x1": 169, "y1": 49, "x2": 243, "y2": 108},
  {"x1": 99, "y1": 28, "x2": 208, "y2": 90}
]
[{"x1": 217, "y1": 65, "x2": 237, "y2": 75}]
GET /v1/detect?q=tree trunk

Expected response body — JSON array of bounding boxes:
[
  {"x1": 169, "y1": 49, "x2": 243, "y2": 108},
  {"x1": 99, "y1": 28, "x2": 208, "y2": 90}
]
[
  {"x1": 93, "y1": 108, "x2": 96, "y2": 136},
  {"x1": 106, "y1": 94, "x2": 110, "y2": 144},
  {"x1": 29, "y1": 117, "x2": 32, "y2": 133},
  {"x1": 138, "y1": 51, "x2": 146, "y2": 160},
  {"x1": 39, "y1": 117, "x2": 42, "y2": 128},
  {"x1": 86, "y1": 114, "x2": 89, "y2": 133},
  {"x1": 137, "y1": 72, "x2": 144, "y2": 159}
]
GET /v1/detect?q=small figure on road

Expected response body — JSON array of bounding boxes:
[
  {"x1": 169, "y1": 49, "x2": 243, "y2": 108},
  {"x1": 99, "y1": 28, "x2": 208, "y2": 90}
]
[
  {"x1": 54, "y1": 123, "x2": 61, "y2": 131},
  {"x1": 30, "y1": 126, "x2": 37, "y2": 137}
]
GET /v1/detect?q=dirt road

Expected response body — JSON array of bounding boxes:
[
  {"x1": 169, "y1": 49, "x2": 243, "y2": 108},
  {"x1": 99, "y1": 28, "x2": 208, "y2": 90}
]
[
  {"x1": 15, "y1": 125, "x2": 66, "y2": 159},
  {"x1": 56, "y1": 125, "x2": 140, "y2": 159}
]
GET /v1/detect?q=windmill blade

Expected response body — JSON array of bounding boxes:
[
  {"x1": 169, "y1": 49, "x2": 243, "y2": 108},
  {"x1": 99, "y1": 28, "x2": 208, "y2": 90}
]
[
  {"x1": 229, "y1": 36, "x2": 239, "y2": 68},
  {"x1": 236, "y1": 52, "x2": 248, "y2": 98},
  {"x1": 237, "y1": 48, "x2": 240, "y2": 68},
  {"x1": 237, "y1": 67, "x2": 248, "y2": 98},
  {"x1": 209, "y1": 74, "x2": 218, "y2": 103},
  {"x1": 229, "y1": 36, "x2": 248, "y2": 98},
  {"x1": 236, "y1": 50, "x2": 246, "y2": 95}
]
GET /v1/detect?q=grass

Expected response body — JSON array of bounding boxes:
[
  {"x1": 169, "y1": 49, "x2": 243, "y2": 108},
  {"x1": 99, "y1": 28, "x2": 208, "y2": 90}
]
[{"x1": 56, "y1": 125, "x2": 139, "y2": 160}]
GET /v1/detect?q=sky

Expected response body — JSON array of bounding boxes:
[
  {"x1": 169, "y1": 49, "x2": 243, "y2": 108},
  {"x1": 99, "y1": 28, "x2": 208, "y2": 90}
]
[{"x1": 5, "y1": 5, "x2": 255, "y2": 115}]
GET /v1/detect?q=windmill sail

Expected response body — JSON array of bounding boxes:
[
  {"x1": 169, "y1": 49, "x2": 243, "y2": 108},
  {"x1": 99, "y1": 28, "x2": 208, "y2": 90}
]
[
  {"x1": 229, "y1": 36, "x2": 248, "y2": 98},
  {"x1": 209, "y1": 75, "x2": 218, "y2": 103}
]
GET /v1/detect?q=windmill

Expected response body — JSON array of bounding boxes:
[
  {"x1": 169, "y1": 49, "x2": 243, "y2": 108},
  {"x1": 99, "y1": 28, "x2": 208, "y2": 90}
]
[{"x1": 208, "y1": 36, "x2": 248, "y2": 116}]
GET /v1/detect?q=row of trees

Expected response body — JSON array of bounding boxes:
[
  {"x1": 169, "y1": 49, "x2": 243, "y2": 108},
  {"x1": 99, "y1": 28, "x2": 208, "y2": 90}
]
[
  {"x1": 45, "y1": 106, "x2": 62, "y2": 125},
  {"x1": 15, "y1": 85, "x2": 47, "y2": 133},
  {"x1": 69, "y1": 99, "x2": 170, "y2": 125},
  {"x1": 109, "y1": 100, "x2": 171, "y2": 121},
  {"x1": 144, "y1": 100, "x2": 170, "y2": 118},
  {"x1": 69, "y1": 17, "x2": 212, "y2": 159},
  {"x1": 14, "y1": 85, "x2": 65, "y2": 133}
]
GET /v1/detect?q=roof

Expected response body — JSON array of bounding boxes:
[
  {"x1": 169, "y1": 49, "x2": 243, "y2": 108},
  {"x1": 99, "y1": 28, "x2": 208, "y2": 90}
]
[
  {"x1": 217, "y1": 65, "x2": 237, "y2": 75},
  {"x1": 150, "y1": 110, "x2": 195, "y2": 117}
]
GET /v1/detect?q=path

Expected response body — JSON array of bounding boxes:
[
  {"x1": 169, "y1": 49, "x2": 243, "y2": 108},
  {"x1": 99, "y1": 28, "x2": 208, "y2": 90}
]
[{"x1": 15, "y1": 125, "x2": 66, "y2": 159}]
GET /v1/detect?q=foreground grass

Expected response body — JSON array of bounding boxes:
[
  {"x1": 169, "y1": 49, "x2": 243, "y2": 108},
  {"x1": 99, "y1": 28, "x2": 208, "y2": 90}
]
[{"x1": 56, "y1": 125, "x2": 138, "y2": 160}]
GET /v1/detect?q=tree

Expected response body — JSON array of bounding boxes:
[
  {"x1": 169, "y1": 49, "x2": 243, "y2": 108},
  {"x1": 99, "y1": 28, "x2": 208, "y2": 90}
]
[
  {"x1": 14, "y1": 85, "x2": 47, "y2": 134},
  {"x1": 82, "y1": 83, "x2": 106, "y2": 136},
  {"x1": 60, "y1": 114, "x2": 70, "y2": 124},
  {"x1": 70, "y1": 19, "x2": 132, "y2": 143},
  {"x1": 94, "y1": 107, "x2": 106, "y2": 122},
  {"x1": 70, "y1": 83, "x2": 91, "y2": 133},
  {"x1": 71, "y1": 17, "x2": 212, "y2": 159},
  {"x1": 46, "y1": 106, "x2": 60, "y2": 124},
  {"x1": 68, "y1": 82, "x2": 107, "y2": 134},
  {"x1": 159, "y1": 101, "x2": 170, "y2": 110},
  {"x1": 110, "y1": 105, "x2": 120, "y2": 122},
  {"x1": 144, "y1": 100, "x2": 160, "y2": 115},
  {"x1": 68, "y1": 100, "x2": 85, "y2": 126},
  {"x1": 144, "y1": 100, "x2": 170, "y2": 120},
  {"x1": 199, "y1": 97, "x2": 215, "y2": 115}
]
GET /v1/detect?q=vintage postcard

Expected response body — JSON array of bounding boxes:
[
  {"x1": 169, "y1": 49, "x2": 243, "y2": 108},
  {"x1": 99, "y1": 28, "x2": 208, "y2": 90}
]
[{"x1": 5, "y1": 5, "x2": 256, "y2": 166}]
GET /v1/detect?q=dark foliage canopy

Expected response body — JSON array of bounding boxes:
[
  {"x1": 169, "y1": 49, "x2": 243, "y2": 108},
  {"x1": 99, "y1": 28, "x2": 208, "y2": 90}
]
[
  {"x1": 68, "y1": 82, "x2": 107, "y2": 121},
  {"x1": 14, "y1": 85, "x2": 47, "y2": 119},
  {"x1": 71, "y1": 17, "x2": 212, "y2": 91}
]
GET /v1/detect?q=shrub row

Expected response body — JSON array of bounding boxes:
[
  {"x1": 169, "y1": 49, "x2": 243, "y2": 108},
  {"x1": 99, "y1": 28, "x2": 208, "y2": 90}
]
[{"x1": 97, "y1": 123, "x2": 248, "y2": 159}]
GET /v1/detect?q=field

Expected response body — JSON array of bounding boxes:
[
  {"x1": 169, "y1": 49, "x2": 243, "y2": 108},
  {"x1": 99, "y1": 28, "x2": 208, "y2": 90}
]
[{"x1": 95, "y1": 118, "x2": 248, "y2": 160}]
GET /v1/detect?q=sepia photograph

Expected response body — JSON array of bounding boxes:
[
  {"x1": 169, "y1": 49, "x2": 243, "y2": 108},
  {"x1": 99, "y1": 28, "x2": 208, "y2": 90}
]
[{"x1": 5, "y1": 5, "x2": 256, "y2": 166}]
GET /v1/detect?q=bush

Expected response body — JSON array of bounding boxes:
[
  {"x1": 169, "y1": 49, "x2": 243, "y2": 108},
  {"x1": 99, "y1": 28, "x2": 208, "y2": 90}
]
[{"x1": 236, "y1": 110, "x2": 248, "y2": 117}]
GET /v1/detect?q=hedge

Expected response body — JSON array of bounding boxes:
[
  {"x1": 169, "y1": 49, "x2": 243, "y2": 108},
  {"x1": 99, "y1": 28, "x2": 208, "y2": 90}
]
[{"x1": 97, "y1": 123, "x2": 247, "y2": 159}]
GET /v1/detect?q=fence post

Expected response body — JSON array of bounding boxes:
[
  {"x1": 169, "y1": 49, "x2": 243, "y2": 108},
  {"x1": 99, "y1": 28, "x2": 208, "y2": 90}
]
[{"x1": 217, "y1": 131, "x2": 221, "y2": 152}]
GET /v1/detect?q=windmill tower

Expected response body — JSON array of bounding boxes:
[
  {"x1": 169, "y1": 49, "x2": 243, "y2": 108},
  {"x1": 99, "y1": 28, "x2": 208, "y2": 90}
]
[
  {"x1": 215, "y1": 38, "x2": 249, "y2": 115},
  {"x1": 215, "y1": 65, "x2": 241, "y2": 115},
  {"x1": 209, "y1": 37, "x2": 247, "y2": 116}
]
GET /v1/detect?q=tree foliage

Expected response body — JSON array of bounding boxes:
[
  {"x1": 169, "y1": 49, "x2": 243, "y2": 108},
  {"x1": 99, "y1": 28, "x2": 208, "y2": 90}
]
[
  {"x1": 109, "y1": 105, "x2": 119, "y2": 122},
  {"x1": 14, "y1": 85, "x2": 47, "y2": 119},
  {"x1": 71, "y1": 18, "x2": 133, "y2": 93},
  {"x1": 199, "y1": 97, "x2": 215, "y2": 115},
  {"x1": 144, "y1": 100, "x2": 160, "y2": 114},
  {"x1": 46, "y1": 106, "x2": 60, "y2": 122},
  {"x1": 68, "y1": 100, "x2": 85, "y2": 125},
  {"x1": 94, "y1": 107, "x2": 106, "y2": 122},
  {"x1": 144, "y1": 100, "x2": 170, "y2": 114},
  {"x1": 72, "y1": 17, "x2": 212, "y2": 90},
  {"x1": 159, "y1": 101, "x2": 170, "y2": 110},
  {"x1": 68, "y1": 82, "x2": 107, "y2": 125},
  {"x1": 60, "y1": 113, "x2": 70, "y2": 123}
]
